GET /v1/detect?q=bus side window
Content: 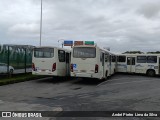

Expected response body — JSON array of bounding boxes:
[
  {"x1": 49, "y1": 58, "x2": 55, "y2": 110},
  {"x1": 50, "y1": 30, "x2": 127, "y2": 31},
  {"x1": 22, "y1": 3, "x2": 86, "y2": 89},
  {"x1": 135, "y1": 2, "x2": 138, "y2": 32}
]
[
  {"x1": 137, "y1": 56, "x2": 146, "y2": 63},
  {"x1": 105, "y1": 54, "x2": 108, "y2": 62},
  {"x1": 109, "y1": 55, "x2": 111, "y2": 62},
  {"x1": 102, "y1": 53, "x2": 104, "y2": 66},
  {"x1": 100, "y1": 52, "x2": 104, "y2": 65},
  {"x1": 58, "y1": 50, "x2": 65, "y2": 62},
  {"x1": 147, "y1": 56, "x2": 157, "y2": 63},
  {"x1": 100, "y1": 53, "x2": 102, "y2": 62},
  {"x1": 112, "y1": 56, "x2": 116, "y2": 62},
  {"x1": 118, "y1": 56, "x2": 126, "y2": 62}
]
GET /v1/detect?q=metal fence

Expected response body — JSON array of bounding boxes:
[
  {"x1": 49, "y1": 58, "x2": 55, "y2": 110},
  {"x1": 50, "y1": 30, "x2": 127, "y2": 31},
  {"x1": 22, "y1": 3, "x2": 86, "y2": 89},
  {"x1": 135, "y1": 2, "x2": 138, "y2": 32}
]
[{"x1": 0, "y1": 44, "x2": 34, "y2": 75}]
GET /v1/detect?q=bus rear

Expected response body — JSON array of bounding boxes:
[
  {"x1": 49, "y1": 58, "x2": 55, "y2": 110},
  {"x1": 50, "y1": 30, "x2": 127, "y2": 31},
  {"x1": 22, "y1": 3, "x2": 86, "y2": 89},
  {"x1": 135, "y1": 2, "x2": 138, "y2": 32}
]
[
  {"x1": 32, "y1": 47, "x2": 57, "y2": 76},
  {"x1": 71, "y1": 46, "x2": 102, "y2": 79}
]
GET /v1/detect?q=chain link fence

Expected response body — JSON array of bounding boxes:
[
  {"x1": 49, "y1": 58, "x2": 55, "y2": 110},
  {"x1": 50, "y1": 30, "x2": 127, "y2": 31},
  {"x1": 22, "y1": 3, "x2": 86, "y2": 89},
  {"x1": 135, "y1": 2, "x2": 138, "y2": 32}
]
[{"x1": 0, "y1": 44, "x2": 34, "y2": 76}]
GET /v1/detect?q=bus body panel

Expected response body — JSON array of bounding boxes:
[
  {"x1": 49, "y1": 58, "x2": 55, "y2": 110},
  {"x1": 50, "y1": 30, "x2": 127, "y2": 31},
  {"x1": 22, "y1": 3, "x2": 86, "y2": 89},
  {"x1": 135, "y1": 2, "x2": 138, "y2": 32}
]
[
  {"x1": 32, "y1": 46, "x2": 70, "y2": 77},
  {"x1": 135, "y1": 63, "x2": 146, "y2": 74},
  {"x1": 71, "y1": 47, "x2": 103, "y2": 79},
  {"x1": 71, "y1": 45, "x2": 116, "y2": 80},
  {"x1": 117, "y1": 54, "x2": 160, "y2": 76},
  {"x1": 117, "y1": 63, "x2": 127, "y2": 73},
  {"x1": 72, "y1": 58, "x2": 97, "y2": 73},
  {"x1": 32, "y1": 57, "x2": 57, "y2": 76}
]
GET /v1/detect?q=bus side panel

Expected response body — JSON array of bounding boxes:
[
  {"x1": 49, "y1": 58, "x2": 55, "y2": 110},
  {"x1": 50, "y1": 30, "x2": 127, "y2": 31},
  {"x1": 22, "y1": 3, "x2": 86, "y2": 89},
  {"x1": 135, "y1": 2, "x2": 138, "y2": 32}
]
[
  {"x1": 146, "y1": 63, "x2": 158, "y2": 75},
  {"x1": 117, "y1": 62, "x2": 127, "y2": 73},
  {"x1": 135, "y1": 63, "x2": 146, "y2": 74}
]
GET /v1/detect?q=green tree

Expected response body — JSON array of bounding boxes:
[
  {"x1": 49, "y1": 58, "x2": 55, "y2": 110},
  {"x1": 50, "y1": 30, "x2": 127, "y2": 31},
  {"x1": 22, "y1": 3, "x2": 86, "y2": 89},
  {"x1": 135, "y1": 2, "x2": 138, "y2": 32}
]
[{"x1": 122, "y1": 51, "x2": 144, "y2": 54}]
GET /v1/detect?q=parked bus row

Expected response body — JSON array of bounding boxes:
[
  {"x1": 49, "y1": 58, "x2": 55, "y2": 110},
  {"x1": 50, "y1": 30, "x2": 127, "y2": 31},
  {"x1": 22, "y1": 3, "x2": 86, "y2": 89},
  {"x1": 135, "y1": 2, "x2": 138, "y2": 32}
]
[{"x1": 32, "y1": 42, "x2": 160, "y2": 80}]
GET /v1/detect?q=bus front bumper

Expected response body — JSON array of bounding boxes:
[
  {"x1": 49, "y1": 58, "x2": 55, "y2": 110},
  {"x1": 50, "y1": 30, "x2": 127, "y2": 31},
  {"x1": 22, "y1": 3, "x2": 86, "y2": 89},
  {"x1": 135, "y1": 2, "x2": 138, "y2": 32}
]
[{"x1": 71, "y1": 72, "x2": 101, "y2": 79}]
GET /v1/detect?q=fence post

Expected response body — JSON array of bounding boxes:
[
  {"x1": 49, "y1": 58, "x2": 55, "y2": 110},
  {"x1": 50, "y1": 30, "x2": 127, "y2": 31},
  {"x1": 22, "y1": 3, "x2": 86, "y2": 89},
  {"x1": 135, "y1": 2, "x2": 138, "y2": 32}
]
[
  {"x1": 25, "y1": 48, "x2": 27, "y2": 74},
  {"x1": 7, "y1": 46, "x2": 10, "y2": 77}
]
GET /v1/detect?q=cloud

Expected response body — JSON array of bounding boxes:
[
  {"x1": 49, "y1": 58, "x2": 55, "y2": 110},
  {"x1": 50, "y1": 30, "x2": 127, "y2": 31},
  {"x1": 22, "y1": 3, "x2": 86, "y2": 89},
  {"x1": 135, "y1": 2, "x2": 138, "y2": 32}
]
[
  {"x1": 1, "y1": 0, "x2": 160, "y2": 52},
  {"x1": 137, "y1": 2, "x2": 160, "y2": 18},
  {"x1": 9, "y1": 23, "x2": 39, "y2": 34}
]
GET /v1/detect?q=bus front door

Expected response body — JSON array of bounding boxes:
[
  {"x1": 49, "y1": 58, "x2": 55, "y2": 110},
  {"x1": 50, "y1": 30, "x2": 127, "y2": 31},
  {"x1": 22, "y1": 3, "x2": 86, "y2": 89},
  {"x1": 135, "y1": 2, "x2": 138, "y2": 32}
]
[
  {"x1": 66, "y1": 53, "x2": 70, "y2": 76},
  {"x1": 102, "y1": 53, "x2": 105, "y2": 77},
  {"x1": 159, "y1": 57, "x2": 160, "y2": 74},
  {"x1": 127, "y1": 57, "x2": 135, "y2": 73}
]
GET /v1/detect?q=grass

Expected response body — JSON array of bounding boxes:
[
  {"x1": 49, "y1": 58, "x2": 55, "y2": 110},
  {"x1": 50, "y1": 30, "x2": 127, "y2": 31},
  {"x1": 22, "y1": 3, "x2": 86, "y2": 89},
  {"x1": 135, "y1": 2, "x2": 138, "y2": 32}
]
[{"x1": 0, "y1": 73, "x2": 48, "y2": 86}]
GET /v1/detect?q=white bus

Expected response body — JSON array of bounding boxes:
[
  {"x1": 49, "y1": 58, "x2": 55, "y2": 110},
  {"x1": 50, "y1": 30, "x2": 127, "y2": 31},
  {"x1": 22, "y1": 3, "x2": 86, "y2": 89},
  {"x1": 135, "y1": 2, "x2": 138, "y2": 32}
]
[
  {"x1": 32, "y1": 46, "x2": 70, "y2": 77},
  {"x1": 70, "y1": 43, "x2": 116, "y2": 80},
  {"x1": 117, "y1": 54, "x2": 160, "y2": 76}
]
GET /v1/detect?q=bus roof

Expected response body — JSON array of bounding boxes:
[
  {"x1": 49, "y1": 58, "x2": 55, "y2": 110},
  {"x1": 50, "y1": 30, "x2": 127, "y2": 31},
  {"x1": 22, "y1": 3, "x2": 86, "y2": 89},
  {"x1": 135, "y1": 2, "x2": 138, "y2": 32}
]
[
  {"x1": 73, "y1": 45, "x2": 116, "y2": 55},
  {"x1": 118, "y1": 53, "x2": 160, "y2": 56},
  {"x1": 72, "y1": 45, "x2": 96, "y2": 48},
  {"x1": 34, "y1": 46, "x2": 71, "y2": 52}
]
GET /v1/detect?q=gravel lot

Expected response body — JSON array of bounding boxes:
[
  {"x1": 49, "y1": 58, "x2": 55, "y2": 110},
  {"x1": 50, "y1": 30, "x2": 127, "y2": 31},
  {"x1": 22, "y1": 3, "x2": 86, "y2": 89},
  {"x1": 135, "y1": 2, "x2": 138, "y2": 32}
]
[{"x1": 0, "y1": 74, "x2": 160, "y2": 120}]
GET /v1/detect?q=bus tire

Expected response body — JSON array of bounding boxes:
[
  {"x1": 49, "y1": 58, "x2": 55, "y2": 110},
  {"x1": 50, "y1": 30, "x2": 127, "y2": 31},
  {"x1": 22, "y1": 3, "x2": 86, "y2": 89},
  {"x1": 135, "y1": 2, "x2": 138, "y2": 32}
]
[
  {"x1": 147, "y1": 69, "x2": 155, "y2": 77},
  {"x1": 105, "y1": 71, "x2": 108, "y2": 80},
  {"x1": 10, "y1": 69, "x2": 14, "y2": 74}
]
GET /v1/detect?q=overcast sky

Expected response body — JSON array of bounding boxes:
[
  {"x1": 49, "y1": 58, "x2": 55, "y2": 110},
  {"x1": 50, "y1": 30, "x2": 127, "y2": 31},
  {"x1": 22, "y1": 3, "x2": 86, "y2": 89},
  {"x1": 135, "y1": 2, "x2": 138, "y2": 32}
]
[{"x1": 1, "y1": 0, "x2": 160, "y2": 53}]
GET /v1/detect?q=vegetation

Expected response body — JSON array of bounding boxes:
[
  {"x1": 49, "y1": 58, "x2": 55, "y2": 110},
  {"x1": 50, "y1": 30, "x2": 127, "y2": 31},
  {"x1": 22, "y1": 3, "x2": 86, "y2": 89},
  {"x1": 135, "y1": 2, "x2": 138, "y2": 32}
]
[
  {"x1": 122, "y1": 51, "x2": 160, "y2": 54},
  {"x1": 122, "y1": 51, "x2": 144, "y2": 54},
  {"x1": 147, "y1": 51, "x2": 160, "y2": 54},
  {"x1": 0, "y1": 73, "x2": 48, "y2": 86},
  {"x1": 0, "y1": 44, "x2": 33, "y2": 69}
]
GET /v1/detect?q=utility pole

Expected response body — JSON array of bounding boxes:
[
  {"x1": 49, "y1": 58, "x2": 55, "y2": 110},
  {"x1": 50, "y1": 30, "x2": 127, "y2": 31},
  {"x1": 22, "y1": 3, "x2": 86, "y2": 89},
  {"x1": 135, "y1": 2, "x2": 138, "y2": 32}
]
[{"x1": 40, "y1": 0, "x2": 42, "y2": 46}]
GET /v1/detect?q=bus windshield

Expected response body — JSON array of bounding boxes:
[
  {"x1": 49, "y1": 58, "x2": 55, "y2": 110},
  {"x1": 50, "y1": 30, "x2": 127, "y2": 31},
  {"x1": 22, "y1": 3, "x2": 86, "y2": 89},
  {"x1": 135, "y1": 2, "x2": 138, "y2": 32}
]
[
  {"x1": 34, "y1": 48, "x2": 54, "y2": 58},
  {"x1": 73, "y1": 47, "x2": 96, "y2": 58}
]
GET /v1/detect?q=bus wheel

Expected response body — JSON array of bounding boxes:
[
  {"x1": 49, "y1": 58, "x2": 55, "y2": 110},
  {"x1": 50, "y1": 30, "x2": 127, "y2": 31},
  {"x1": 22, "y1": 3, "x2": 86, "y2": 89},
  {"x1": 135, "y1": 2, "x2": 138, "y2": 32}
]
[
  {"x1": 114, "y1": 69, "x2": 116, "y2": 74},
  {"x1": 10, "y1": 69, "x2": 14, "y2": 74},
  {"x1": 105, "y1": 71, "x2": 108, "y2": 80},
  {"x1": 147, "y1": 70, "x2": 155, "y2": 77}
]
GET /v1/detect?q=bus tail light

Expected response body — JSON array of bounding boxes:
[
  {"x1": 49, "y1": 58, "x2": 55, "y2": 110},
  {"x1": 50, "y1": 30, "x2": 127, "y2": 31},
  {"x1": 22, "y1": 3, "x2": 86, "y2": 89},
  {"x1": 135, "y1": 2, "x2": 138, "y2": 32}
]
[
  {"x1": 95, "y1": 64, "x2": 98, "y2": 73},
  {"x1": 52, "y1": 63, "x2": 56, "y2": 72},
  {"x1": 71, "y1": 64, "x2": 73, "y2": 72},
  {"x1": 32, "y1": 63, "x2": 35, "y2": 71}
]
